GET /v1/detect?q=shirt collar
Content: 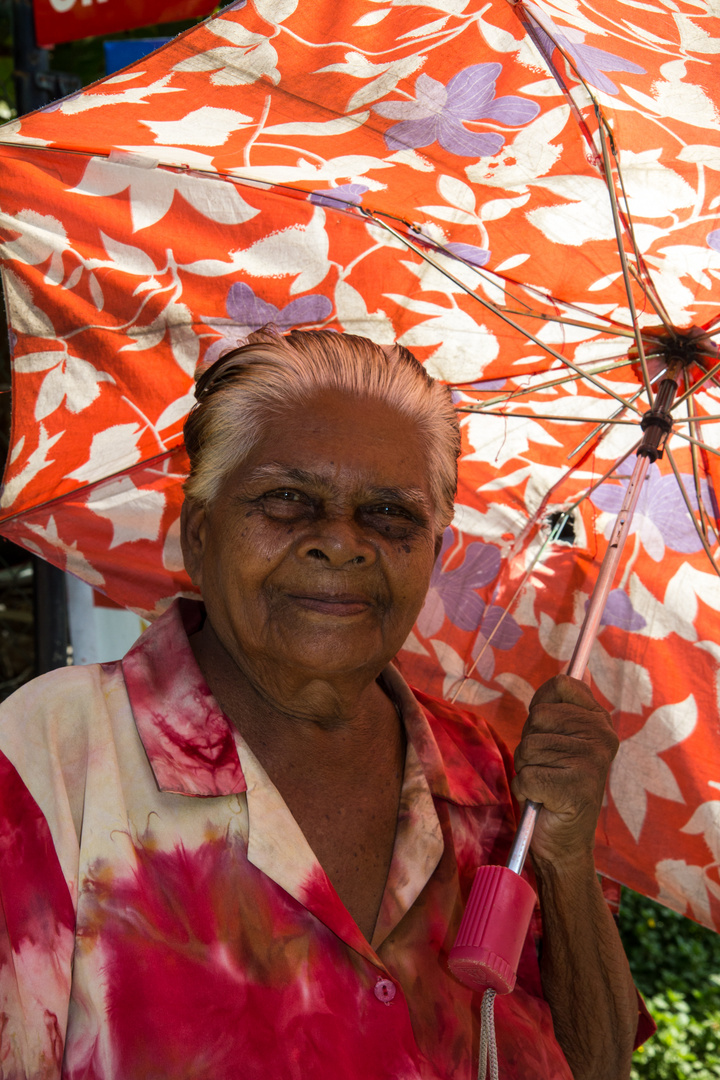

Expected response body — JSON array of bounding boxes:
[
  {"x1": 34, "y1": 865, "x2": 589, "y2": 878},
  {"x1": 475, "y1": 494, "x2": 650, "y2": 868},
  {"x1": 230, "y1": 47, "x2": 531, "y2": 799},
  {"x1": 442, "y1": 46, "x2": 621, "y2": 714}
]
[
  {"x1": 123, "y1": 599, "x2": 499, "y2": 809},
  {"x1": 122, "y1": 598, "x2": 247, "y2": 796},
  {"x1": 380, "y1": 665, "x2": 501, "y2": 808}
]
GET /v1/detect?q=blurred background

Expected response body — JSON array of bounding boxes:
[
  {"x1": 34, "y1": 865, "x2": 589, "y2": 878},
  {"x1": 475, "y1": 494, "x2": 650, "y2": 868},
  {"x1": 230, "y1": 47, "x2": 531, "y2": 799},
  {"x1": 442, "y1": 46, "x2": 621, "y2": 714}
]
[{"x1": 0, "y1": 0, "x2": 233, "y2": 691}]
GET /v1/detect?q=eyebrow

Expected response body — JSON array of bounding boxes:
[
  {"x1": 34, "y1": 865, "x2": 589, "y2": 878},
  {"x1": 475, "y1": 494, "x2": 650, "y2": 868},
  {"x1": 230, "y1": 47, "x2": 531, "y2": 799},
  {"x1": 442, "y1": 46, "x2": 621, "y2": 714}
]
[{"x1": 241, "y1": 464, "x2": 433, "y2": 511}]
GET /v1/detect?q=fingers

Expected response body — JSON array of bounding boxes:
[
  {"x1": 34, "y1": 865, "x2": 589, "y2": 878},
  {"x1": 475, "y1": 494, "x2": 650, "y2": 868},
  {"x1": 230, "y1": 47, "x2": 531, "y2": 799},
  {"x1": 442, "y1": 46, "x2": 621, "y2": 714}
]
[
  {"x1": 511, "y1": 737, "x2": 610, "y2": 814},
  {"x1": 528, "y1": 673, "x2": 604, "y2": 712},
  {"x1": 511, "y1": 676, "x2": 619, "y2": 857}
]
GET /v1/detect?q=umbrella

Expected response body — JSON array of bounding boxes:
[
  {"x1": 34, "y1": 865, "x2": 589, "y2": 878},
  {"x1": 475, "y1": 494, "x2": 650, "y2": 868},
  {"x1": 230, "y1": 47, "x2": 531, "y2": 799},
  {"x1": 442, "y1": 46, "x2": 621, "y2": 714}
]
[{"x1": 0, "y1": 0, "x2": 719, "y2": 930}]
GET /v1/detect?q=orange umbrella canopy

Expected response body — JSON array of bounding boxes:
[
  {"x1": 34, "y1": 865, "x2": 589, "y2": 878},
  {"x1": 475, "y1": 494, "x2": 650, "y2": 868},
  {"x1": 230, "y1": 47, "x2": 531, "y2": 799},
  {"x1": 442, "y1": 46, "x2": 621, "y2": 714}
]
[{"x1": 1, "y1": 0, "x2": 720, "y2": 928}]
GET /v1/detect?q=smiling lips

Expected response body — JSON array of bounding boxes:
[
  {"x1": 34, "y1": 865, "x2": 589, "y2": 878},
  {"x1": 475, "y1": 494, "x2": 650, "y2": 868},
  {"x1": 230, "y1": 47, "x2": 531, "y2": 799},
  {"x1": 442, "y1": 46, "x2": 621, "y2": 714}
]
[{"x1": 291, "y1": 592, "x2": 373, "y2": 616}]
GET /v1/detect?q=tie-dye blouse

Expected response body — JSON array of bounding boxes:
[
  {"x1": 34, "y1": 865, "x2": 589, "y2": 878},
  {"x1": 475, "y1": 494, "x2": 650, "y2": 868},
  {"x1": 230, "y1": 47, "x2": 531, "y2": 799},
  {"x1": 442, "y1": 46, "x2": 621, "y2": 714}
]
[{"x1": 0, "y1": 599, "x2": 638, "y2": 1079}]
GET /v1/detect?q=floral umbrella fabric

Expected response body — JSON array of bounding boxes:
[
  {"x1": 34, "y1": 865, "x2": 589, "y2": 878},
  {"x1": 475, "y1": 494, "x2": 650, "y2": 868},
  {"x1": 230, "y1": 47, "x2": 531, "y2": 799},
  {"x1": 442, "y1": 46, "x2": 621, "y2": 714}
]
[{"x1": 1, "y1": 0, "x2": 720, "y2": 928}]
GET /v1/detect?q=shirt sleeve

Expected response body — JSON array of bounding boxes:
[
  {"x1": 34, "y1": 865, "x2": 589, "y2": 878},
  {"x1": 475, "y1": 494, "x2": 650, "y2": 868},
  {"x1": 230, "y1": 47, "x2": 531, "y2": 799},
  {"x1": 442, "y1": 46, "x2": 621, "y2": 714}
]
[{"x1": 0, "y1": 748, "x2": 76, "y2": 1079}]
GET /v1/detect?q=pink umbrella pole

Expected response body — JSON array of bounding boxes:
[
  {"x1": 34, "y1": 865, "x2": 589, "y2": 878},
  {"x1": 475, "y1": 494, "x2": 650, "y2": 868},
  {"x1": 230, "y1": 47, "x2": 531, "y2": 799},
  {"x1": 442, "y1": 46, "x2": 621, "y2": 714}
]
[{"x1": 449, "y1": 369, "x2": 680, "y2": 995}]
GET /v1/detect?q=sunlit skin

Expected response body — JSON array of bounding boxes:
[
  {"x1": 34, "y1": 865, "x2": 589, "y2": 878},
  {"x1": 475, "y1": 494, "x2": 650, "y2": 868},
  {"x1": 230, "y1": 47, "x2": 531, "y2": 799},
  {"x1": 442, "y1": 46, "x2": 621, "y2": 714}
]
[
  {"x1": 181, "y1": 390, "x2": 441, "y2": 939},
  {"x1": 181, "y1": 388, "x2": 640, "y2": 1079},
  {"x1": 182, "y1": 390, "x2": 440, "y2": 717}
]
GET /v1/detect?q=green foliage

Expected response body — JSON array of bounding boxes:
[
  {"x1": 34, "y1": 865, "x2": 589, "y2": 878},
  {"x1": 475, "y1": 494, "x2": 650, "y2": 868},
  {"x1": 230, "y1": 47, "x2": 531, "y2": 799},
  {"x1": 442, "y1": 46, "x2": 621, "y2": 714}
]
[{"x1": 618, "y1": 888, "x2": 720, "y2": 1079}]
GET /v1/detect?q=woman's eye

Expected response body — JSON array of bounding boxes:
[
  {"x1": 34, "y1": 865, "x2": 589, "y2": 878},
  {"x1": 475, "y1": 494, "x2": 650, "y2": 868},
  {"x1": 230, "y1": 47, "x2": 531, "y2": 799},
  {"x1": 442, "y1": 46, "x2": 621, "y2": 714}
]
[
  {"x1": 260, "y1": 490, "x2": 313, "y2": 516},
  {"x1": 369, "y1": 504, "x2": 407, "y2": 517}
]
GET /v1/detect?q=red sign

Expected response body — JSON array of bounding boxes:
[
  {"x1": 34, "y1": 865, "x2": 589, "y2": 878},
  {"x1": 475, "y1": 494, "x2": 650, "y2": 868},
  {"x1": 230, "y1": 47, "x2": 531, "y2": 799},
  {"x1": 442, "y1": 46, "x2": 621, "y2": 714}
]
[{"x1": 33, "y1": 0, "x2": 219, "y2": 48}]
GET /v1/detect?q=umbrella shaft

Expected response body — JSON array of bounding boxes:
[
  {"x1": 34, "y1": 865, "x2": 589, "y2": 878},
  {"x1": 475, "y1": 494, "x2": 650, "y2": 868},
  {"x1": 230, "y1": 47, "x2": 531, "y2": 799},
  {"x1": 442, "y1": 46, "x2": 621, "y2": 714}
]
[
  {"x1": 567, "y1": 453, "x2": 651, "y2": 678},
  {"x1": 507, "y1": 801, "x2": 541, "y2": 875},
  {"x1": 507, "y1": 451, "x2": 652, "y2": 874}
]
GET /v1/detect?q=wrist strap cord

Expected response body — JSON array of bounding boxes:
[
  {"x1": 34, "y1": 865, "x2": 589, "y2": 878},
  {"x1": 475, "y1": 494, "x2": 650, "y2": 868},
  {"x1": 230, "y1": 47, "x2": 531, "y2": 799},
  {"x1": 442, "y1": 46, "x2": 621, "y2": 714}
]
[{"x1": 478, "y1": 988, "x2": 499, "y2": 1080}]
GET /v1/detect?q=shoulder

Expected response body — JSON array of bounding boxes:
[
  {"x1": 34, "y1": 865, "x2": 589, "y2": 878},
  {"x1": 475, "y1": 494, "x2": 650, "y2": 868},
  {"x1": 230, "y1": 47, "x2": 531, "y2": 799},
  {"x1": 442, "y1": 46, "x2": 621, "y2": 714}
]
[
  {"x1": 0, "y1": 662, "x2": 127, "y2": 839},
  {"x1": 0, "y1": 661, "x2": 122, "y2": 747}
]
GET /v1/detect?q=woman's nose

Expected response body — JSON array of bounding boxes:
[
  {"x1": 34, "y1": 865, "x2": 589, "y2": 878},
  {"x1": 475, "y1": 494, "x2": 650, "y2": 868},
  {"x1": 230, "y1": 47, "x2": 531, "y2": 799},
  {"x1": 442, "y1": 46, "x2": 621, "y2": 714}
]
[{"x1": 296, "y1": 518, "x2": 377, "y2": 567}]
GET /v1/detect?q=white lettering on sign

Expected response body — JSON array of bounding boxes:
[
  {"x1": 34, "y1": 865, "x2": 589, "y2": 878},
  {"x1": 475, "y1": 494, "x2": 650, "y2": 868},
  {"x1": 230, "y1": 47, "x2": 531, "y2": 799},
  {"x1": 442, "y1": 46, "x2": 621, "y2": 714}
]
[{"x1": 49, "y1": 0, "x2": 109, "y2": 10}]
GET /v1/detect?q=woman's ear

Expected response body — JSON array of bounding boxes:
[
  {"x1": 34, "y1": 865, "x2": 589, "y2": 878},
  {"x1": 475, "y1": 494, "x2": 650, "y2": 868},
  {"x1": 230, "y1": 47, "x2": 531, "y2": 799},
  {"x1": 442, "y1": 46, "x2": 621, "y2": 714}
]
[{"x1": 180, "y1": 497, "x2": 207, "y2": 588}]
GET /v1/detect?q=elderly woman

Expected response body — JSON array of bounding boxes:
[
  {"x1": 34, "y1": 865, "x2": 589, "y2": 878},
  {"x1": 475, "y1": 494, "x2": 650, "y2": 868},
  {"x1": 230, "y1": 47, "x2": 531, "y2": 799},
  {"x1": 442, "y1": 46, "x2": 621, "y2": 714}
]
[{"x1": 0, "y1": 329, "x2": 649, "y2": 1079}]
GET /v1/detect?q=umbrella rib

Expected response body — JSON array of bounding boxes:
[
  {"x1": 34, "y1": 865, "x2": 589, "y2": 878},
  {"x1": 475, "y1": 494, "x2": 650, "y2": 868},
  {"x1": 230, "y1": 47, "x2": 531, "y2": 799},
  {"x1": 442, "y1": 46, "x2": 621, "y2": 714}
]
[
  {"x1": 625, "y1": 260, "x2": 676, "y2": 334},
  {"x1": 684, "y1": 384, "x2": 712, "y2": 541},
  {"x1": 670, "y1": 430, "x2": 720, "y2": 460},
  {"x1": 451, "y1": 513, "x2": 572, "y2": 701},
  {"x1": 437, "y1": 261, "x2": 639, "y2": 338},
  {"x1": 516, "y1": 1, "x2": 677, "y2": 331},
  {"x1": 595, "y1": 118, "x2": 656, "y2": 404},
  {"x1": 0, "y1": 142, "x2": 675, "y2": 351},
  {"x1": 517, "y1": 2, "x2": 675, "y2": 336},
  {"x1": 454, "y1": 356, "x2": 643, "y2": 403},
  {"x1": 455, "y1": 408, "x2": 638, "y2": 425},
  {"x1": 505, "y1": 292, "x2": 641, "y2": 339},
  {"x1": 364, "y1": 212, "x2": 643, "y2": 415},
  {"x1": 669, "y1": 414, "x2": 720, "y2": 423},
  {"x1": 566, "y1": 372, "x2": 668, "y2": 458},
  {"x1": 472, "y1": 263, "x2": 668, "y2": 340},
  {"x1": 562, "y1": 442, "x2": 643, "y2": 517},
  {"x1": 673, "y1": 359, "x2": 720, "y2": 409},
  {"x1": 601, "y1": 122, "x2": 676, "y2": 333},
  {"x1": 451, "y1": 438, "x2": 646, "y2": 702},
  {"x1": 465, "y1": 301, "x2": 633, "y2": 338},
  {"x1": 513, "y1": 3, "x2": 603, "y2": 167},
  {"x1": 665, "y1": 446, "x2": 720, "y2": 579},
  {"x1": 0, "y1": 442, "x2": 185, "y2": 528}
]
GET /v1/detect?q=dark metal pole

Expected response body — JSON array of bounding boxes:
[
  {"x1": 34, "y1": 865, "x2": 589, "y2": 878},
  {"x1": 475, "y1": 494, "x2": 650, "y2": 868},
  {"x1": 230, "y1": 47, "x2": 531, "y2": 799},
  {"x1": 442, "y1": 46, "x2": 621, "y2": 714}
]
[
  {"x1": 11, "y1": 0, "x2": 50, "y2": 115},
  {"x1": 11, "y1": 0, "x2": 81, "y2": 115},
  {"x1": 32, "y1": 556, "x2": 68, "y2": 674}
]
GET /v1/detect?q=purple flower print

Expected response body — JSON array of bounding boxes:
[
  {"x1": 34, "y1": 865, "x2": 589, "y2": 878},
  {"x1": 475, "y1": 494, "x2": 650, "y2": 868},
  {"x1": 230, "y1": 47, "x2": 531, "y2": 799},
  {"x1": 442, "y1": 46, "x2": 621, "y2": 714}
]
[
  {"x1": 443, "y1": 242, "x2": 490, "y2": 268},
  {"x1": 417, "y1": 528, "x2": 501, "y2": 637},
  {"x1": 527, "y1": 8, "x2": 645, "y2": 96},
  {"x1": 310, "y1": 184, "x2": 368, "y2": 210},
  {"x1": 226, "y1": 282, "x2": 332, "y2": 330},
  {"x1": 598, "y1": 589, "x2": 647, "y2": 632},
  {"x1": 468, "y1": 377, "x2": 507, "y2": 391},
  {"x1": 591, "y1": 458, "x2": 715, "y2": 561},
  {"x1": 708, "y1": 230, "x2": 720, "y2": 254},
  {"x1": 374, "y1": 64, "x2": 540, "y2": 158},
  {"x1": 204, "y1": 283, "x2": 332, "y2": 365},
  {"x1": 470, "y1": 604, "x2": 523, "y2": 681}
]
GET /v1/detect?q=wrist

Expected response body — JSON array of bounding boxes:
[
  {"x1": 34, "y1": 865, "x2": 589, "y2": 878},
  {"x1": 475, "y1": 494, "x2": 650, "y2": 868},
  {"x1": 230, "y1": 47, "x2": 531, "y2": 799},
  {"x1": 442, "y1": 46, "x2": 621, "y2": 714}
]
[{"x1": 531, "y1": 848, "x2": 598, "y2": 890}]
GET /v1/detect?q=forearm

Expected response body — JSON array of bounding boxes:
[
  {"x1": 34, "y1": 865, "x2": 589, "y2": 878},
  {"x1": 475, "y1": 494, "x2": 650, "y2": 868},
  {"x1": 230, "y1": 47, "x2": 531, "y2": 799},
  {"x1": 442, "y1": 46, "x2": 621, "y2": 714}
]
[{"x1": 533, "y1": 853, "x2": 638, "y2": 1080}]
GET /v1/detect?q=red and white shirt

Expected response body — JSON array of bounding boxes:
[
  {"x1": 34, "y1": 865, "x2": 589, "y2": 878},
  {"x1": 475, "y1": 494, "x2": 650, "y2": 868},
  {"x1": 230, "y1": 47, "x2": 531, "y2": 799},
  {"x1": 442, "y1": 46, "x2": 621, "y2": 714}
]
[{"x1": 0, "y1": 599, "x2": 643, "y2": 1078}]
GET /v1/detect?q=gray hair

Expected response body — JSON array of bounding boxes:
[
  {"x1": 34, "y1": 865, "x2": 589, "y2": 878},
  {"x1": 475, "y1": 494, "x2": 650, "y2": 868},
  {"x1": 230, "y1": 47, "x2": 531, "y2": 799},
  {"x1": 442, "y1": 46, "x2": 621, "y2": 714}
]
[{"x1": 183, "y1": 327, "x2": 460, "y2": 530}]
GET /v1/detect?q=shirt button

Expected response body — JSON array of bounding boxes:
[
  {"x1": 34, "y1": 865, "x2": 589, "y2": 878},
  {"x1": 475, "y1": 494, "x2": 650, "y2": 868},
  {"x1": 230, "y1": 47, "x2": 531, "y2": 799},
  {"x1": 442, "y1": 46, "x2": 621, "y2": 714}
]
[{"x1": 374, "y1": 977, "x2": 396, "y2": 1004}]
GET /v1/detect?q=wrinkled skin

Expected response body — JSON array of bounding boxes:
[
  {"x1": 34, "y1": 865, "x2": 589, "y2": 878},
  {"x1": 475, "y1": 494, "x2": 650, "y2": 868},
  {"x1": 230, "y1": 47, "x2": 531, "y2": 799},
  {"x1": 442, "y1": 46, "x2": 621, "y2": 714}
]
[
  {"x1": 182, "y1": 389, "x2": 640, "y2": 1079},
  {"x1": 513, "y1": 674, "x2": 620, "y2": 865}
]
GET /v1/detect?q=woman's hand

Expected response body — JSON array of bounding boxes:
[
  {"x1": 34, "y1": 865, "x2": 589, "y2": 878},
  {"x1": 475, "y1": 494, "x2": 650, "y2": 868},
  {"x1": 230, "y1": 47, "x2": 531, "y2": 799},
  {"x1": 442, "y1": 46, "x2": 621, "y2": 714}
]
[{"x1": 511, "y1": 673, "x2": 618, "y2": 867}]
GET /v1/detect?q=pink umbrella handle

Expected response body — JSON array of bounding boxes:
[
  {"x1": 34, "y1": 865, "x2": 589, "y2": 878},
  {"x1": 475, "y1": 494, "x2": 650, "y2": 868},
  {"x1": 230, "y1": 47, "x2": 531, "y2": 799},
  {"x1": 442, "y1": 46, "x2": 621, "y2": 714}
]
[
  {"x1": 450, "y1": 374, "x2": 680, "y2": 994},
  {"x1": 448, "y1": 866, "x2": 537, "y2": 994}
]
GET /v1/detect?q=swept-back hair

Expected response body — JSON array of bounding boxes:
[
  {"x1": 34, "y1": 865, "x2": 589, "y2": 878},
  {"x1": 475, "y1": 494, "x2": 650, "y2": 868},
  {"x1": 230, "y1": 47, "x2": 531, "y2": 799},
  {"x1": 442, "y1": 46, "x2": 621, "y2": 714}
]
[{"x1": 183, "y1": 327, "x2": 460, "y2": 530}]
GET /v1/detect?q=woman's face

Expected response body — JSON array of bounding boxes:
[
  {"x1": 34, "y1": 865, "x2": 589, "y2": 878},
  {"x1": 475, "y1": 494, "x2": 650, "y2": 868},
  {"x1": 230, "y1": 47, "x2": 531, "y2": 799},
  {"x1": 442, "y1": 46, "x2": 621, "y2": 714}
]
[{"x1": 181, "y1": 390, "x2": 441, "y2": 695}]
